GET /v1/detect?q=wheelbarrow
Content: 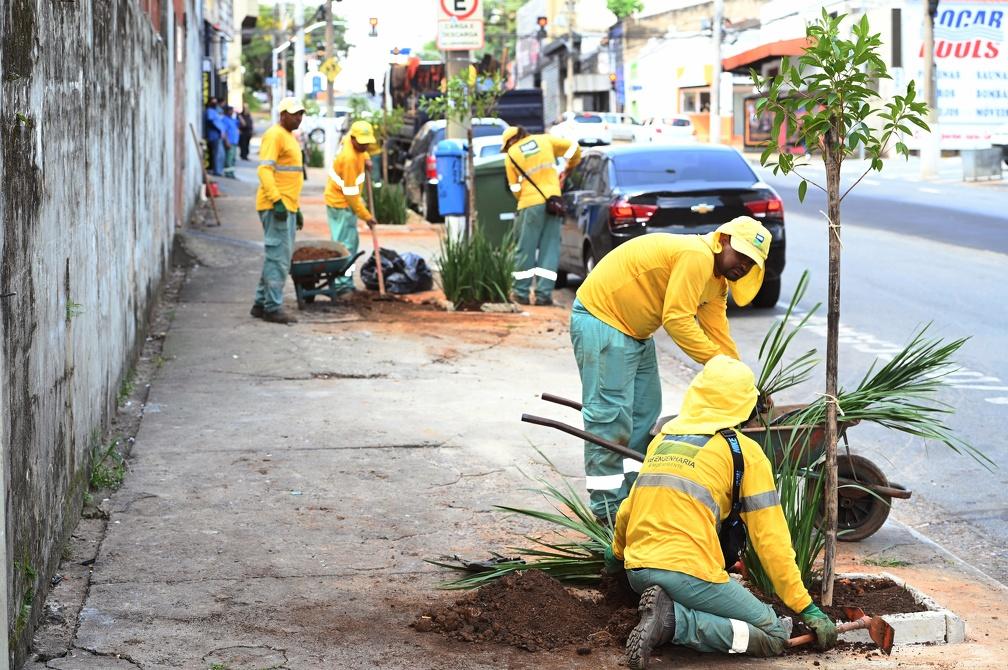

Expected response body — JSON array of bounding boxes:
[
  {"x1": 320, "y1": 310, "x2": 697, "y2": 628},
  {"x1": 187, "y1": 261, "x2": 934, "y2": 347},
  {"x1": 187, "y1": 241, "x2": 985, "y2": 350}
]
[
  {"x1": 523, "y1": 394, "x2": 911, "y2": 542},
  {"x1": 289, "y1": 241, "x2": 364, "y2": 310}
]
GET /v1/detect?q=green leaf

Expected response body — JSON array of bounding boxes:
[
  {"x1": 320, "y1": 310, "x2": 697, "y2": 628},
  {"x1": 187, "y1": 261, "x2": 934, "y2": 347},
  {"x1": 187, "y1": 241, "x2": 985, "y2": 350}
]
[{"x1": 798, "y1": 179, "x2": 808, "y2": 202}]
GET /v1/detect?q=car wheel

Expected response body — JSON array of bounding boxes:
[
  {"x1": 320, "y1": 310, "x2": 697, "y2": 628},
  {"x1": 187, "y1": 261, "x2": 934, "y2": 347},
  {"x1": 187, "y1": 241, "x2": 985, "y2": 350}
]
[
  {"x1": 751, "y1": 277, "x2": 781, "y2": 309},
  {"x1": 308, "y1": 128, "x2": 325, "y2": 145},
  {"x1": 423, "y1": 184, "x2": 444, "y2": 223},
  {"x1": 582, "y1": 245, "x2": 598, "y2": 278}
]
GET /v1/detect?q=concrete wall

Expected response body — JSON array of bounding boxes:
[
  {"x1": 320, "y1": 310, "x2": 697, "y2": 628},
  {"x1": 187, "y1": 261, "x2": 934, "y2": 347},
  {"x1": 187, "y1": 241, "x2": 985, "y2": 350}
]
[{"x1": 0, "y1": 0, "x2": 202, "y2": 662}]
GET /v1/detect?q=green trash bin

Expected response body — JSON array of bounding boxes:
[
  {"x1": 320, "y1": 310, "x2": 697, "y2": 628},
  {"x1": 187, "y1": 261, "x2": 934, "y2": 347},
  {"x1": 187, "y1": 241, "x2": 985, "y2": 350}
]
[{"x1": 473, "y1": 154, "x2": 517, "y2": 246}]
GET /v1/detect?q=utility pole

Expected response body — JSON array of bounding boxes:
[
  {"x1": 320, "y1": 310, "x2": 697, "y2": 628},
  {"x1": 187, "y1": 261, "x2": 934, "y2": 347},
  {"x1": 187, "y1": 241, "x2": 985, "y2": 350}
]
[
  {"x1": 565, "y1": 0, "x2": 576, "y2": 113},
  {"x1": 325, "y1": 0, "x2": 334, "y2": 117},
  {"x1": 709, "y1": 0, "x2": 724, "y2": 144},
  {"x1": 293, "y1": 0, "x2": 306, "y2": 101},
  {"x1": 920, "y1": 0, "x2": 940, "y2": 178}
]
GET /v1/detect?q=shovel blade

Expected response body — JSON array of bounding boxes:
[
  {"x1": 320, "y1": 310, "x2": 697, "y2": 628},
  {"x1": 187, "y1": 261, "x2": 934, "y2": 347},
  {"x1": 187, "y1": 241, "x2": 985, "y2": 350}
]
[{"x1": 868, "y1": 616, "x2": 896, "y2": 655}]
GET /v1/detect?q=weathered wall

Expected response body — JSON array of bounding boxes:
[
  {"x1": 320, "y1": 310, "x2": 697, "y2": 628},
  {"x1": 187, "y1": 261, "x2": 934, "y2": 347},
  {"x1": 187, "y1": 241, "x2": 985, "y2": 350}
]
[{"x1": 0, "y1": 0, "x2": 201, "y2": 663}]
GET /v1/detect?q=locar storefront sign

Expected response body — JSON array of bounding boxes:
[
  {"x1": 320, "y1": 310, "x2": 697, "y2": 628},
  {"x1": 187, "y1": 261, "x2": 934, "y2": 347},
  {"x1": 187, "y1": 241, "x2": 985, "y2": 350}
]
[
  {"x1": 437, "y1": 0, "x2": 484, "y2": 50},
  {"x1": 907, "y1": 0, "x2": 1008, "y2": 148}
]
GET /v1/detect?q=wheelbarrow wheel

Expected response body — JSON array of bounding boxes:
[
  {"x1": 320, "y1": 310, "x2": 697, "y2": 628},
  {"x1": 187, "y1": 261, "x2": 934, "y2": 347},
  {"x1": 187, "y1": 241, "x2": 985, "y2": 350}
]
[{"x1": 813, "y1": 454, "x2": 892, "y2": 542}]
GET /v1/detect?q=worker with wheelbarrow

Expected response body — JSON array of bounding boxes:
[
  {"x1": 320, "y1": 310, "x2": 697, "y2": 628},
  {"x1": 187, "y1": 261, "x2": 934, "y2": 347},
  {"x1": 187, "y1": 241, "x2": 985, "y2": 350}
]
[
  {"x1": 608, "y1": 355, "x2": 838, "y2": 668},
  {"x1": 324, "y1": 120, "x2": 379, "y2": 297},
  {"x1": 571, "y1": 216, "x2": 772, "y2": 522}
]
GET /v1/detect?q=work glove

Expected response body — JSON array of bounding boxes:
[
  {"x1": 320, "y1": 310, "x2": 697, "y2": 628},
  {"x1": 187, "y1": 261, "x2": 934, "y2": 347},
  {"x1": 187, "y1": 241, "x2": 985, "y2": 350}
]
[
  {"x1": 801, "y1": 603, "x2": 839, "y2": 651},
  {"x1": 366, "y1": 218, "x2": 378, "y2": 230},
  {"x1": 272, "y1": 200, "x2": 288, "y2": 220},
  {"x1": 295, "y1": 210, "x2": 304, "y2": 231},
  {"x1": 603, "y1": 545, "x2": 624, "y2": 575}
]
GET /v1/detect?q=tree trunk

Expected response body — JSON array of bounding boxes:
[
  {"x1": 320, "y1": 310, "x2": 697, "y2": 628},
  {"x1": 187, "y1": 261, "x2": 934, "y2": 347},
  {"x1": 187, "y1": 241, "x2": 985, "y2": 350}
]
[
  {"x1": 466, "y1": 124, "x2": 477, "y2": 237},
  {"x1": 821, "y1": 124, "x2": 843, "y2": 607},
  {"x1": 381, "y1": 144, "x2": 389, "y2": 185}
]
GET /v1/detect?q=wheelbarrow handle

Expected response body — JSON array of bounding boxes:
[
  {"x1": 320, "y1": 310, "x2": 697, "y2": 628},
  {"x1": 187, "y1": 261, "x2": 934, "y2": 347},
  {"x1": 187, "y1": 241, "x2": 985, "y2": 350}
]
[
  {"x1": 521, "y1": 413, "x2": 644, "y2": 463},
  {"x1": 540, "y1": 392, "x2": 583, "y2": 412}
]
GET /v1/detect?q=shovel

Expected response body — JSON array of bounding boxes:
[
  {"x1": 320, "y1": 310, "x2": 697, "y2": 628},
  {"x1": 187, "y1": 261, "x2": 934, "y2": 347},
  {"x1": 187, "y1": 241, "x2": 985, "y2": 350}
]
[
  {"x1": 788, "y1": 606, "x2": 895, "y2": 655},
  {"x1": 365, "y1": 171, "x2": 391, "y2": 300}
]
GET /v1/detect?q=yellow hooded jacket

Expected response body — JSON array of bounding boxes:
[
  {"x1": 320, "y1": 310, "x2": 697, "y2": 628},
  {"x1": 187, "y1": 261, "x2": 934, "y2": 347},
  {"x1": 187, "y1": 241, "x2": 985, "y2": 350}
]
[
  {"x1": 504, "y1": 134, "x2": 582, "y2": 210},
  {"x1": 611, "y1": 355, "x2": 813, "y2": 615},
  {"x1": 324, "y1": 137, "x2": 374, "y2": 221},
  {"x1": 256, "y1": 124, "x2": 304, "y2": 212},
  {"x1": 576, "y1": 233, "x2": 739, "y2": 363}
]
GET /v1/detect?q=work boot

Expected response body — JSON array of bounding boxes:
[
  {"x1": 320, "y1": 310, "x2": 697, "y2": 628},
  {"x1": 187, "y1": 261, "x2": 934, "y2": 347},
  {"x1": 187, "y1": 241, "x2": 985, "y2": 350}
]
[
  {"x1": 262, "y1": 308, "x2": 298, "y2": 324},
  {"x1": 249, "y1": 304, "x2": 264, "y2": 319},
  {"x1": 535, "y1": 296, "x2": 555, "y2": 306},
  {"x1": 511, "y1": 293, "x2": 530, "y2": 305},
  {"x1": 627, "y1": 585, "x2": 676, "y2": 670}
]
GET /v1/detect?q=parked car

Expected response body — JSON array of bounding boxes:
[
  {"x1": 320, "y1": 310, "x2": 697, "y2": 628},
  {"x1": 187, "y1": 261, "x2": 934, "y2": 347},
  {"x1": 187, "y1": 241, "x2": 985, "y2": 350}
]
[
  {"x1": 471, "y1": 135, "x2": 504, "y2": 158},
  {"x1": 549, "y1": 111, "x2": 613, "y2": 147},
  {"x1": 402, "y1": 118, "x2": 508, "y2": 223},
  {"x1": 300, "y1": 106, "x2": 352, "y2": 145},
  {"x1": 600, "y1": 113, "x2": 641, "y2": 142},
  {"x1": 634, "y1": 115, "x2": 697, "y2": 144},
  {"x1": 556, "y1": 144, "x2": 785, "y2": 308}
]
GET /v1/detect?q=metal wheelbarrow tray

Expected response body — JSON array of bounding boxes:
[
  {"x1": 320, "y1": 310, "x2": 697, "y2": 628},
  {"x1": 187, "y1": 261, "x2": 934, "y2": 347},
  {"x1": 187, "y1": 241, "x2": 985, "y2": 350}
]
[
  {"x1": 289, "y1": 241, "x2": 364, "y2": 309},
  {"x1": 523, "y1": 394, "x2": 911, "y2": 542}
]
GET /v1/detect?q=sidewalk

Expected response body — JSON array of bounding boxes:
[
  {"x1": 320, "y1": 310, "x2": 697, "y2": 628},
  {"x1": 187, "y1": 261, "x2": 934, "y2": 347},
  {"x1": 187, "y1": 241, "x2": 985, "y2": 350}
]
[{"x1": 25, "y1": 167, "x2": 1008, "y2": 669}]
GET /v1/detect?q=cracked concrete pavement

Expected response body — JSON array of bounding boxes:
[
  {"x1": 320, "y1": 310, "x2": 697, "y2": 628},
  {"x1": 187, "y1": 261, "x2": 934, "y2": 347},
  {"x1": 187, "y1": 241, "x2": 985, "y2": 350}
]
[{"x1": 25, "y1": 167, "x2": 1008, "y2": 669}]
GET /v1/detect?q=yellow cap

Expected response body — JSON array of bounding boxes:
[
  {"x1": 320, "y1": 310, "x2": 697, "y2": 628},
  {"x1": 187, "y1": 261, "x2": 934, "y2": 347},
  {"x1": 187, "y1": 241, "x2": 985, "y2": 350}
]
[
  {"x1": 501, "y1": 126, "x2": 519, "y2": 146},
  {"x1": 660, "y1": 355, "x2": 757, "y2": 435},
  {"x1": 278, "y1": 97, "x2": 305, "y2": 115},
  {"x1": 710, "y1": 216, "x2": 771, "y2": 307},
  {"x1": 349, "y1": 120, "x2": 377, "y2": 145}
]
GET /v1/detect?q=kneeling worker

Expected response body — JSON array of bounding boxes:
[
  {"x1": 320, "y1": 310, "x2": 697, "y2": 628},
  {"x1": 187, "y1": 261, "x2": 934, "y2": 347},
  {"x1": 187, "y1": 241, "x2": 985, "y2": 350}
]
[
  {"x1": 324, "y1": 120, "x2": 379, "y2": 295},
  {"x1": 608, "y1": 355, "x2": 838, "y2": 668}
]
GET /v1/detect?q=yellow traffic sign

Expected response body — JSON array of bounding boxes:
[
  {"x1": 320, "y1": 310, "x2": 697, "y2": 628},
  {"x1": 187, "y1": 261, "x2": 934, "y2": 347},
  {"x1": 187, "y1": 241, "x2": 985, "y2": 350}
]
[{"x1": 320, "y1": 58, "x2": 342, "y2": 82}]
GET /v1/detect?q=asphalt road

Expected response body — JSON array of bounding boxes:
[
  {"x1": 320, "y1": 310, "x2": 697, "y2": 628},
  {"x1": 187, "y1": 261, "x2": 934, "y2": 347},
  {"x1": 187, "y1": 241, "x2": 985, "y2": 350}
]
[{"x1": 652, "y1": 171, "x2": 1008, "y2": 584}]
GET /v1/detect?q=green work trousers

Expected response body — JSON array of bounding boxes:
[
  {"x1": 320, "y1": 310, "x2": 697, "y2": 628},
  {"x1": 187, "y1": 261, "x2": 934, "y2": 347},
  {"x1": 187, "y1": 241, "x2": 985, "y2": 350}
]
[
  {"x1": 223, "y1": 145, "x2": 237, "y2": 177},
  {"x1": 570, "y1": 298, "x2": 661, "y2": 520},
  {"x1": 513, "y1": 203, "x2": 561, "y2": 302},
  {"x1": 254, "y1": 209, "x2": 297, "y2": 312},
  {"x1": 326, "y1": 206, "x2": 359, "y2": 292},
  {"x1": 627, "y1": 568, "x2": 789, "y2": 657}
]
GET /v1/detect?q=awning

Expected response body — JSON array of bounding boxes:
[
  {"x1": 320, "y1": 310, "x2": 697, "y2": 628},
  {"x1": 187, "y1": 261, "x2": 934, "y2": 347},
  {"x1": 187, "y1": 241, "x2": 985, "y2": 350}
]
[{"x1": 721, "y1": 37, "x2": 810, "y2": 73}]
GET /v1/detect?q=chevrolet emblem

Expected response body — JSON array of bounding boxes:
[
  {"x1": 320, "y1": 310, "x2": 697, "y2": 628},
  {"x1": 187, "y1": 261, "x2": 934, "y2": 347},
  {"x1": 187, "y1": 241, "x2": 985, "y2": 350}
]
[{"x1": 690, "y1": 203, "x2": 715, "y2": 214}]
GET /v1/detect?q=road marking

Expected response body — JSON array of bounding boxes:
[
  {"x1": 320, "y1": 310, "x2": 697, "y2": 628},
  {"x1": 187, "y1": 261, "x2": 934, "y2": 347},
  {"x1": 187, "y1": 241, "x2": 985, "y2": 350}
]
[
  {"x1": 987, "y1": 398, "x2": 1008, "y2": 405},
  {"x1": 951, "y1": 385, "x2": 1008, "y2": 391},
  {"x1": 919, "y1": 187, "x2": 941, "y2": 194},
  {"x1": 862, "y1": 179, "x2": 881, "y2": 186}
]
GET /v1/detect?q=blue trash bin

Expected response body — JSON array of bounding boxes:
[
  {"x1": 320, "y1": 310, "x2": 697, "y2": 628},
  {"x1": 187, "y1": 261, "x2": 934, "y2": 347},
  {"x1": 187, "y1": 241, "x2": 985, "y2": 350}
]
[{"x1": 435, "y1": 139, "x2": 467, "y2": 216}]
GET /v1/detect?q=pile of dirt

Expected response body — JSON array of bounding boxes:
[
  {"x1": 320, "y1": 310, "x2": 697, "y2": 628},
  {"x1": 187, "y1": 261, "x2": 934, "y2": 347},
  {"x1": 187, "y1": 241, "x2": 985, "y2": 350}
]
[
  {"x1": 412, "y1": 570, "x2": 637, "y2": 652},
  {"x1": 820, "y1": 576, "x2": 928, "y2": 619},
  {"x1": 292, "y1": 245, "x2": 348, "y2": 262}
]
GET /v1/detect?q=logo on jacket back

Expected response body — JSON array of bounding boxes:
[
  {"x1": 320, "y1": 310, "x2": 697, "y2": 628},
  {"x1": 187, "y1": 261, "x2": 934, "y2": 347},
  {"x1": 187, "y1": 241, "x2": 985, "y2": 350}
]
[{"x1": 519, "y1": 139, "x2": 540, "y2": 156}]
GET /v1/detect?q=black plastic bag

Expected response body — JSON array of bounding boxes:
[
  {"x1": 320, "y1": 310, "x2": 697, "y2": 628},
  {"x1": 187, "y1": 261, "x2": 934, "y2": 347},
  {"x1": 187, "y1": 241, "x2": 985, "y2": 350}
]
[{"x1": 361, "y1": 247, "x2": 433, "y2": 294}]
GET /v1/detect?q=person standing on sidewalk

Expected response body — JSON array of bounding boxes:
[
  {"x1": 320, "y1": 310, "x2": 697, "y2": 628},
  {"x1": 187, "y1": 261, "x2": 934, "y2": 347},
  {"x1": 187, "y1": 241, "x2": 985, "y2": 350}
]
[
  {"x1": 221, "y1": 105, "x2": 239, "y2": 179},
  {"x1": 571, "y1": 217, "x2": 771, "y2": 522},
  {"x1": 323, "y1": 120, "x2": 379, "y2": 296},
  {"x1": 502, "y1": 126, "x2": 581, "y2": 306},
  {"x1": 250, "y1": 97, "x2": 305, "y2": 324},
  {"x1": 238, "y1": 107, "x2": 254, "y2": 161},
  {"x1": 607, "y1": 356, "x2": 837, "y2": 668},
  {"x1": 204, "y1": 98, "x2": 226, "y2": 177}
]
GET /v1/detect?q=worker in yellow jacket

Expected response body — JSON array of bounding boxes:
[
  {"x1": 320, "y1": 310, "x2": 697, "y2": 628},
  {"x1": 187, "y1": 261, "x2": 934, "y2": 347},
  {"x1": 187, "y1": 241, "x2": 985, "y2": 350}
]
[
  {"x1": 571, "y1": 216, "x2": 771, "y2": 521},
  {"x1": 609, "y1": 356, "x2": 838, "y2": 668},
  {"x1": 502, "y1": 126, "x2": 581, "y2": 306},
  {"x1": 324, "y1": 120, "x2": 379, "y2": 295},
  {"x1": 251, "y1": 97, "x2": 305, "y2": 324}
]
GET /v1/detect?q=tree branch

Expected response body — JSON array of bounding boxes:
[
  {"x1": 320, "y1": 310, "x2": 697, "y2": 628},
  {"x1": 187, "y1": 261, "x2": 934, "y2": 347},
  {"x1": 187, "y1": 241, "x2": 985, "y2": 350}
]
[
  {"x1": 839, "y1": 166, "x2": 873, "y2": 201},
  {"x1": 793, "y1": 170, "x2": 827, "y2": 193}
]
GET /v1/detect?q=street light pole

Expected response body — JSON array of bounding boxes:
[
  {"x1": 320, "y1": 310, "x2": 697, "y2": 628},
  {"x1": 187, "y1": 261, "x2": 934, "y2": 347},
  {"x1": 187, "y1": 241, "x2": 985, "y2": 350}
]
[
  {"x1": 920, "y1": 0, "x2": 940, "y2": 178},
  {"x1": 325, "y1": 0, "x2": 334, "y2": 118},
  {"x1": 293, "y1": 0, "x2": 306, "y2": 101},
  {"x1": 565, "y1": 0, "x2": 576, "y2": 113},
  {"x1": 709, "y1": 0, "x2": 723, "y2": 144}
]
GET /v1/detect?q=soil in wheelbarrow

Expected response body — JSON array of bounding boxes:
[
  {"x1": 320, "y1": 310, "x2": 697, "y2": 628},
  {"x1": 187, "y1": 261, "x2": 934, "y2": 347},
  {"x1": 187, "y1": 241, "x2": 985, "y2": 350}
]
[
  {"x1": 292, "y1": 245, "x2": 349, "y2": 262},
  {"x1": 413, "y1": 570, "x2": 926, "y2": 656}
]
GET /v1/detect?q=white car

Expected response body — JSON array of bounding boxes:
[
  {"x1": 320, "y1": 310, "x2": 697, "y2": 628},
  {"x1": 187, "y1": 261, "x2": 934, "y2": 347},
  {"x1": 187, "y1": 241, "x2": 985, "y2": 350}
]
[
  {"x1": 471, "y1": 135, "x2": 504, "y2": 158},
  {"x1": 549, "y1": 112, "x2": 612, "y2": 146},
  {"x1": 634, "y1": 116, "x2": 697, "y2": 144},
  {"x1": 600, "y1": 113, "x2": 641, "y2": 142},
  {"x1": 300, "y1": 106, "x2": 352, "y2": 145}
]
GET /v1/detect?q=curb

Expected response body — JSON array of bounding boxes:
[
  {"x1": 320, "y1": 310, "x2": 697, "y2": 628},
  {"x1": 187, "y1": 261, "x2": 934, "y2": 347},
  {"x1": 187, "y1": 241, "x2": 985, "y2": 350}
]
[{"x1": 837, "y1": 572, "x2": 965, "y2": 646}]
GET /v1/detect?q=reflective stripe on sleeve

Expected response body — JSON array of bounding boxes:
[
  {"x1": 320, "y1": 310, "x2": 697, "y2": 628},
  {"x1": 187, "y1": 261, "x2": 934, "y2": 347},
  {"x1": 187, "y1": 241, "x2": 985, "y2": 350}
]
[
  {"x1": 585, "y1": 474, "x2": 625, "y2": 491},
  {"x1": 342, "y1": 186, "x2": 360, "y2": 195},
  {"x1": 563, "y1": 143, "x2": 577, "y2": 159},
  {"x1": 355, "y1": 172, "x2": 366, "y2": 185},
  {"x1": 509, "y1": 183, "x2": 522, "y2": 192},
  {"x1": 729, "y1": 619, "x2": 749, "y2": 654},
  {"x1": 623, "y1": 459, "x2": 641, "y2": 474},
  {"x1": 741, "y1": 490, "x2": 780, "y2": 513},
  {"x1": 634, "y1": 473, "x2": 721, "y2": 524}
]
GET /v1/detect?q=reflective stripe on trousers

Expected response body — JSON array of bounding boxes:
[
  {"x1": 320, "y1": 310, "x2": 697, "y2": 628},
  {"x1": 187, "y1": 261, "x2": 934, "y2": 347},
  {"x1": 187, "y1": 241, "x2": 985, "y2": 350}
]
[{"x1": 512, "y1": 203, "x2": 561, "y2": 302}]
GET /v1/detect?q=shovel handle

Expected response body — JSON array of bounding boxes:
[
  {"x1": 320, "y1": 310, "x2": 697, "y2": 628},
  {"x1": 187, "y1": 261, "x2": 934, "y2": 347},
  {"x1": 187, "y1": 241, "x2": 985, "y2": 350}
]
[
  {"x1": 521, "y1": 413, "x2": 644, "y2": 463},
  {"x1": 365, "y1": 173, "x2": 386, "y2": 296},
  {"x1": 787, "y1": 616, "x2": 871, "y2": 648},
  {"x1": 541, "y1": 392, "x2": 583, "y2": 411}
]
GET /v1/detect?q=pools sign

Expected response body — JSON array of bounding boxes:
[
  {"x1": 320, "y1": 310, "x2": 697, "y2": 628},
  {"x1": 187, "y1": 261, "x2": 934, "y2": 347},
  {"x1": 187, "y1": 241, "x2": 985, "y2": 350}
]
[{"x1": 908, "y1": 0, "x2": 1008, "y2": 148}]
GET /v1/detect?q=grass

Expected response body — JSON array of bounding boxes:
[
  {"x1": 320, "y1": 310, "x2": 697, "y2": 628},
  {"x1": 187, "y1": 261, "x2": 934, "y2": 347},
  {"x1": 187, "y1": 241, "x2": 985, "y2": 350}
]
[
  {"x1": 117, "y1": 370, "x2": 136, "y2": 406},
  {"x1": 372, "y1": 183, "x2": 409, "y2": 226},
  {"x1": 65, "y1": 300, "x2": 84, "y2": 320},
  {"x1": 13, "y1": 558, "x2": 37, "y2": 640},
  {"x1": 306, "y1": 142, "x2": 324, "y2": 168},
  {"x1": 437, "y1": 229, "x2": 516, "y2": 309},
  {"x1": 90, "y1": 440, "x2": 125, "y2": 490},
  {"x1": 863, "y1": 557, "x2": 912, "y2": 568}
]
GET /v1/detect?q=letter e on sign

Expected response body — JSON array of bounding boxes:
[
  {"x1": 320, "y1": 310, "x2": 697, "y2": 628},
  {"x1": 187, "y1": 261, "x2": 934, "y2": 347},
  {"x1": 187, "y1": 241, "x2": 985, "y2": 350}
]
[{"x1": 440, "y1": 0, "x2": 481, "y2": 20}]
